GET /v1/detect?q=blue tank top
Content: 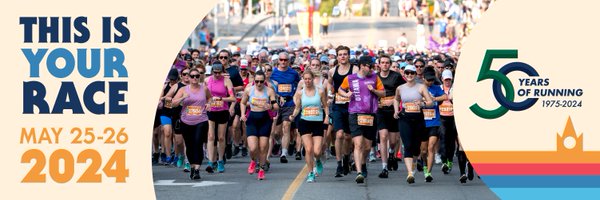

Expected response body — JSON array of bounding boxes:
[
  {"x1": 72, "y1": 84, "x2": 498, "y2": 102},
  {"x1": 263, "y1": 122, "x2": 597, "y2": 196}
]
[{"x1": 300, "y1": 87, "x2": 323, "y2": 121}]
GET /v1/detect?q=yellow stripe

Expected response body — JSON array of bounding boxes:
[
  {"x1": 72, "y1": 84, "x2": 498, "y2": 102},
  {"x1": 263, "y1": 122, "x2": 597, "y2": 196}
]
[{"x1": 281, "y1": 165, "x2": 309, "y2": 200}]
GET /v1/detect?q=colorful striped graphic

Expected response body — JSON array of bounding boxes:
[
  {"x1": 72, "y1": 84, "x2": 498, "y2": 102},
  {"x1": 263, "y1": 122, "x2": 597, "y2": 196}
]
[{"x1": 466, "y1": 117, "x2": 600, "y2": 198}]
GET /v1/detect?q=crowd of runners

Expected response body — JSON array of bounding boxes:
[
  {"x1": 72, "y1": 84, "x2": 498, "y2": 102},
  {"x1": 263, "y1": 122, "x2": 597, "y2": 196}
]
[{"x1": 153, "y1": 43, "x2": 477, "y2": 184}]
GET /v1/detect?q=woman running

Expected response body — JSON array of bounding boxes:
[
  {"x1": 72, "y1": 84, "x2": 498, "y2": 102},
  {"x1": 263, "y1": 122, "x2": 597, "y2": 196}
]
[
  {"x1": 163, "y1": 68, "x2": 191, "y2": 170},
  {"x1": 171, "y1": 68, "x2": 211, "y2": 180},
  {"x1": 420, "y1": 66, "x2": 447, "y2": 182},
  {"x1": 393, "y1": 64, "x2": 434, "y2": 184},
  {"x1": 206, "y1": 64, "x2": 237, "y2": 173},
  {"x1": 240, "y1": 71, "x2": 279, "y2": 180},
  {"x1": 290, "y1": 71, "x2": 329, "y2": 182}
]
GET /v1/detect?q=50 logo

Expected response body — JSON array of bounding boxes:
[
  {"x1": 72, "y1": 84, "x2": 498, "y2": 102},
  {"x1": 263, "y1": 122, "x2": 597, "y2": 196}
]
[{"x1": 470, "y1": 49, "x2": 539, "y2": 119}]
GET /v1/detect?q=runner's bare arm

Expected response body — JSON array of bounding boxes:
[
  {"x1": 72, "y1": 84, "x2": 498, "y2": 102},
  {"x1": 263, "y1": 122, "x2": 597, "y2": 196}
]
[{"x1": 268, "y1": 87, "x2": 280, "y2": 111}]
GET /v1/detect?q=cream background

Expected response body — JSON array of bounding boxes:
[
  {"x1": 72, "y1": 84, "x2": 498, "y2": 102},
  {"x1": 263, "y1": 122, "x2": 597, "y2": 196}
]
[
  {"x1": 454, "y1": 0, "x2": 599, "y2": 151},
  {"x1": 0, "y1": 1, "x2": 216, "y2": 199}
]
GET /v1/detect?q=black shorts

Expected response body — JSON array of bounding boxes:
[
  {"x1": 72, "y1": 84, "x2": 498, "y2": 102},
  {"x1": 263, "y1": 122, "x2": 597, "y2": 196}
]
[
  {"x1": 207, "y1": 110, "x2": 230, "y2": 124},
  {"x1": 276, "y1": 106, "x2": 295, "y2": 125},
  {"x1": 246, "y1": 111, "x2": 272, "y2": 137},
  {"x1": 298, "y1": 119, "x2": 325, "y2": 137},
  {"x1": 234, "y1": 102, "x2": 241, "y2": 116},
  {"x1": 153, "y1": 111, "x2": 161, "y2": 128},
  {"x1": 424, "y1": 126, "x2": 440, "y2": 140},
  {"x1": 377, "y1": 109, "x2": 399, "y2": 132},
  {"x1": 349, "y1": 113, "x2": 377, "y2": 141},
  {"x1": 332, "y1": 104, "x2": 351, "y2": 134}
]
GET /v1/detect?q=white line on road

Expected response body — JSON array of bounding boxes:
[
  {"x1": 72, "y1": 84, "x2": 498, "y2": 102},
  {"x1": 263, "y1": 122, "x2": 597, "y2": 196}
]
[{"x1": 154, "y1": 180, "x2": 236, "y2": 187}]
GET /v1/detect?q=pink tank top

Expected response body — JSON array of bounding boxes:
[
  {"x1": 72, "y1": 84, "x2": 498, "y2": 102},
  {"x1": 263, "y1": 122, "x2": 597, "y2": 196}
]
[
  {"x1": 180, "y1": 85, "x2": 209, "y2": 125},
  {"x1": 207, "y1": 76, "x2": 229, "y2": 112}
]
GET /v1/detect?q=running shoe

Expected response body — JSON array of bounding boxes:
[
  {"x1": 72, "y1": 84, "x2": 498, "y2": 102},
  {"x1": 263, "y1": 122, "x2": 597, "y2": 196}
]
[
  {"x1": 183, "y1": 162, "x2": 191, "y2": 172},
  {"x1": 315, "y1": 160, "x2": 324, "y2": 176},
  {"x1": 152, "y1": 153, "x2": 159, "y2": 165},
  {"x1": 164, "y1": 155, "x2": 173, "y2": 166},
  {"x1": 241, "y1": 147, "x2": 248, "y2": 157},
  {"x1": 391, "y1": 157, "x2": 399, "y2": 171},
  {"x1": 335, "y1": 164, "x2": 344, "y2": 178},
  {"x1": 369, "y1": 152, "x2": 376, "y2": 162},
  {"x1": 160, "y1": 153, "x2": 166, "y2": 165},
  {"x1": 447, "y1": 161, "x2": 453, "y2": 173},
  {"x1": 191, "y1": 169, "x2": 201, "y2": 180},
  {"x1": 330, "y1": 145, "x2": 336, "y2": 157},
  {"x1": 362, "y1": 164, "x2": 368, "y2": 178},
  {"x1": 248, "y1": 160, "x2": 257, "y2": 174},
  {"x1": 217, "y1": 160, "x2": 225, "y2": 173},
  {"x1": 396, "y1": 150, "x2": 403, "y2": 159},
  {"x1": 425, "y1": 172, "x2": 433, "y2": 182},
  {"x1": 441, "y1": 163, "x2": 449, "y2": 174},
  {"x1": 233, "y1": 145, "x2": 241, "y2": 157},
  {"x1": 206, "y1": 162, "x2": 214, "y2": 173},
  {"x1": 378, "y1": 169, "x2": 389, "y2": 178},
  {"x1": 280, "y1": 155, "x2": 288, "y2": 163},
  {"x1": 459, "y1": 174, "x2": 467, "y2": 183},
  {"x1": 295, "y1": 151, "x2": 302, "y2": 160},
  {"x1": 257, "y1": 168, "x2": 265, "y2": 180},
  {"x1": 355, "y1": 173, "x2": 365, "y2": 184},
  {"x1": 177, "y1": 155, "x2": 184, "y2": 168},
  {"x1": 264, "y1": 160, "x2": 271, "y2": 172},
  {"x1": 342, "y1": 155, "x2": 350, "y2": 175},
  {"x1": 435, "y1": 153, "x2": 442, "y2": 165},
  {"x1": 423, "y1": 166, "x2": 428, "y2": 175},
  {"x1": 406, "y1": 173, "x2": 415, "y2": 184},
  {"x1": 272, "y1": 143, "x2": 281, "y2": 157},
  {"x1": 306, "y1": 172, "x2": 316, "y2": 183}
]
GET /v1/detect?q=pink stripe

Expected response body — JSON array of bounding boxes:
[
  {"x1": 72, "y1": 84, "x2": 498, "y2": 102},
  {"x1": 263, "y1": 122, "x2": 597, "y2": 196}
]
[{"x1": 473, "y1": 163, "x2": 600, "y2": 175}]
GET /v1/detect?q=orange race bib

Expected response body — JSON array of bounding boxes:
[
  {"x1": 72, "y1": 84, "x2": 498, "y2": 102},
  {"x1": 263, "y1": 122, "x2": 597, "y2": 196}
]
[
  {"x1": 210, "y1": 99, "x2": 224, "y2": 108},
  {"x1": 186, "y1": 106, "x2": 203, "y2": 116},
  {"x1": 379, "y1": 96, "x2": 395, "y2": 107},
  {"x1": 278, "y1": 84, "x2": 292, "y2": 93},
  {"x1": 357, "y1": 114, "x2": 374, "y2": 126},
  {"x1": 439, "y1": 102, "x2": 454, "y2": 116},
  {"x1": 335, "y1": 93, "x2": 350, "y2": 104},
  {"x1": 251, "y1": 97, "x2": 267, "y2": 108},
  {"x1": 302, "y1": 107, "x2": 320, "y2": 116},
  {"x1": 404, "y1": 102, "x2": 421, "y2": 113},
  {"x1": 423, "y1": 109, "x2": 436, "y2": 120}
]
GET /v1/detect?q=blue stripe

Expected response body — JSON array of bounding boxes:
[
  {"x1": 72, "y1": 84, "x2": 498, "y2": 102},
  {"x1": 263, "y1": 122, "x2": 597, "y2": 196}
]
[
  {"x1": 491, "y1": 188, "x2": 600, "y2": 200},
  {"x1": 482, "y1": 175, "x2": 600, "y2": 188}
]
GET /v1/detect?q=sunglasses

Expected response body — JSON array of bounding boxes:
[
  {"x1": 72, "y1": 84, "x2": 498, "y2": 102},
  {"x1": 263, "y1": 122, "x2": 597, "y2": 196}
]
[
  {"x1": 218, "y1": 56, "x2": 228, "y2": 59},
  {"x1": 266, "y1": 69, "x2": 273, "y2": 72},
  {"x1": 190, "y1": 74, "x2": 201, "y2": 78},
  {"x1": 182, "y1": 72, "x2": 189, "y2": 76},
  {"x1": 415, "y1": 65, "x2": 424, "y2": 68},
  {"x1": 405, "y1": 71, "x2": 416, "y2": 75},
  {"x1": 303, "y1": 51, "x2": 309, "y2": 53},
  {"x1": 279, "y1": 58, "x2": 288, "y2": 61},
  {"x1": 255, "y1": 80, "x2": 265, "y2": 84}
]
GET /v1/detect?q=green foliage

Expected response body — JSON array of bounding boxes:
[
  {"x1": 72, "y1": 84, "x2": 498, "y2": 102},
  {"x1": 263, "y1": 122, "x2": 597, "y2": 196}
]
[{"x1": 319, "y1": 0, "x2": 340, "y2": 16}]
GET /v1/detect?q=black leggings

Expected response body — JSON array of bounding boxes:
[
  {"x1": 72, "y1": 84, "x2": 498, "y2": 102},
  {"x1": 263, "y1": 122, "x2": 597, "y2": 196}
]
[
  {"x1": 398, "y1": 112, "x2": 426, "y2": 158},
  {"x1": 441, "y1": 116, "x2": 457, "y2": 162},
  {"x1": 181, "y1": 121, "x2": 208, "y2": 165}
]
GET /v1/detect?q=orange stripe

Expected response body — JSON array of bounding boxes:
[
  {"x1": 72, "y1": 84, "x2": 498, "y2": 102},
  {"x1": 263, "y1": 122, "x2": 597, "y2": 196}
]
[{"x1": 466, "y1": 151, "x2": 600, "y2": 163}]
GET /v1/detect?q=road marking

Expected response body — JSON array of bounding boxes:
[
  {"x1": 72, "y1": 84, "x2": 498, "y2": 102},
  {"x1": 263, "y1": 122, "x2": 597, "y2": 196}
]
[
  {"x1": 154, "y1": 180, "x2": 235, "y2": 187},
  {"x1": 281, "y1": 165, "x2": 309, "y2": 200}
]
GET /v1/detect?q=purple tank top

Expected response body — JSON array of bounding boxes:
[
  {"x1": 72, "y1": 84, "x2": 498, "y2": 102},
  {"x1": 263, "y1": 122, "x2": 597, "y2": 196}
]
[
  {"x1": 180, "y1": 85, "x2": 209, "y2": 125},
  {"x1": 207, "y1": 76, "x2": 229, "y2": 112},
  {"x1": 347, "y1": 73, "x2": 379, "y2": 114}
]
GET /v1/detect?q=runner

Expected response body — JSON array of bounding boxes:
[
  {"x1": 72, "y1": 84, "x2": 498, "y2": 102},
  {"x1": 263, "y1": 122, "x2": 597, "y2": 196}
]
[
  {"x1": 420, "y1": 67, "x2": 447, "y2": 182},
  {"x1": 338, "y1": 56, "x2": 385, "y2": 184},
  {"x1": 393, "y1": 64, "x2": 434, "y2": 184},
  {"x1": 205, "y1": 64, "x2": 237, "y2": 173},
  {"x1": 439, "y1": 69, "x2": 457, "y2": 175},
  {"x1": 240, "y1": 71, "x2": 279, "y2": 180},
  {"x1": 270, "y1": 52, "x2": 301, "y2": 163},
  {"x1": 163, "y1": 68, "x2": 191, "y2": 171},
  {"x1": 290, "y1": 71, "x2": 329, "y2": 182},
  {"x1": 328, "y1": 45, "x2": 359, "y2": 177},
  {"x1": 171, "y1": 68, "x2": 211, "y2": 180},
  {"x1": 376, "y1": 55, "x2": 406, "y2": 178},
  {"x1": 158, "y1": 68, "x2": 180, "y2": 165}
]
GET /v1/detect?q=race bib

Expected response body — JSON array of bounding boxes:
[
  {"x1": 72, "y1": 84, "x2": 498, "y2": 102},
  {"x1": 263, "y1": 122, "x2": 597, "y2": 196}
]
[
  {"x1": 335, "y1": 93, "x2": 350, "y2": 104},
  {"x1": 186, "y1": 106, "x2": 203, "y2": 116},
  {"x1": 210, "y1": 99, "x2": 224, "y2": 108},
  {"x1": 423, "y1": 109, "x2": 436, "y2": 120},
  {"x1": 357, "y1": 114, "x2": 374, "y2": 126},
  {"x1": 251, "y1": 97, "x2": 267, "y2": 108},
  {"x1": 379, "y1": 96, "x2": 395, "y2": 107},
  {"x1": 302, "y1": 107, "x2": 320, "y2": 116},
  {"x1": 278, "y1": 84, "x2": 292, "y2": 93},
  {"x1": 439, "y1": 102, "x2": 454, "y2": 116},
  {"x1": 404, "y1": 102, "x2": 421, "y2": 113}
]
